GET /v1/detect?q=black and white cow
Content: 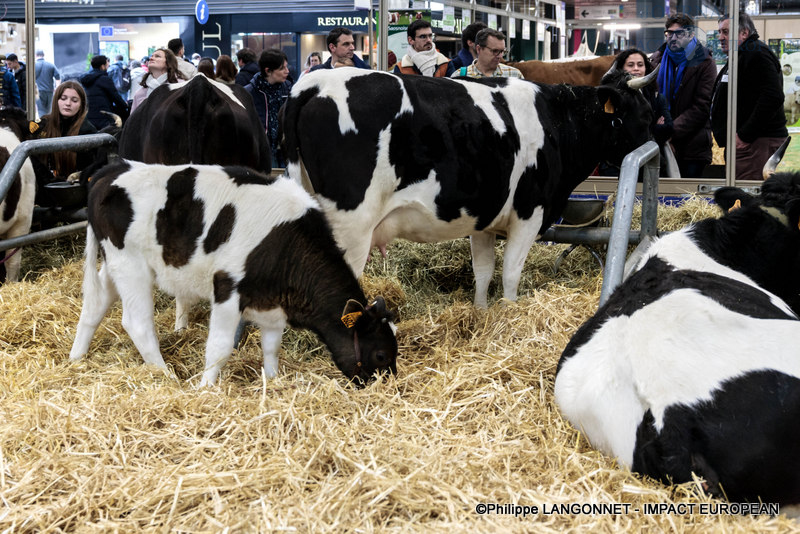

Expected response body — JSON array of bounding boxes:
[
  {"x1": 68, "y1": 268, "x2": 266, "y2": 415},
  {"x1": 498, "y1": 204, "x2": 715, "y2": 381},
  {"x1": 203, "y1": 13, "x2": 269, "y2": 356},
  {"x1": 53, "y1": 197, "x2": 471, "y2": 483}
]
[
  {"x1": 69, "y1": 161, "x2": 398, "y2": 386},
  {"x1": 119, "y1": 74, "x2": 272, "y2": 174},
  {"x1": 282, "y1": 68, "x2": 655, "y2": 307},
  {"x1": 555, "y1": 172, "x2": 800, "y2": 505},
  {"x1": 0, "y1": 116, "x2": 36, "y2": 283}
]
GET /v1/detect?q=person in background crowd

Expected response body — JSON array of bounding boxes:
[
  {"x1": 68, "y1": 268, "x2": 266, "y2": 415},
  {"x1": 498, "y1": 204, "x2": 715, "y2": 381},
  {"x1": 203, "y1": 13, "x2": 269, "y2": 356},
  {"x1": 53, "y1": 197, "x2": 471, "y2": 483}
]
[
  {"x1": 129, "y1": 59, "x2": 146, "y2": 93},
  {"x1": 235, "y1": 48, "x2": 259, "y2": 86},
  {"x1": 310, "y1": 27, "x2": 371, "y2": 71},
  {"x1": 215, "y1": 55, "x2": 237, "y2": 84},
  {"x1": 0, "y1": 54, "x2": 21, "y2": 108},
  {"x1": 197, "y1": 57, "x2": 215, "y2": 79},
  {"x1": 451, "y1": 28, "x2": 522, "y2": 79},
  {"x1": 5, "y1": 53, "x2": 26, "y2": 109},
  {"x1": 130, "y1": 48, "x2": 180, "y2": 113},
  {"x1": 34, "y1": 81, "x2": 97, "y2": 187},
  {"x1": 450, "y1": 21, "x2": 487, "y2": 71},
  {"x1": 650, "y1": 13, "x2": 716, "y2": 178},
  {"x1": 35, "y1": 50, "x2": 60, "y2": 118},
  {"x1": 711, "y1": 13, "x2": 788, "y2": 180},
  {"x1": 245, "y1": 49, "x2": 292, "y2": 168},
  {"x1": 191, "y1": 53, "x2": 201, "y2": 67},
  {"x1": 107, "y1": 54, "x2": 131, "y2": 101},
  {"x1": 167, "y1": 38, "x2": 196, "y2": 81},
  {"x1": 394, "y1": 19, "x2": 454, "y2": 77},
  {"x1": 80, "y1": 54, "x2": 129, "y2": 129},
  {"x1": 599, "y1": 49, "x2": 674, "y2": 176},
  {"x1": 299, "y1": 52, "x2": 322, "y2": 78}
]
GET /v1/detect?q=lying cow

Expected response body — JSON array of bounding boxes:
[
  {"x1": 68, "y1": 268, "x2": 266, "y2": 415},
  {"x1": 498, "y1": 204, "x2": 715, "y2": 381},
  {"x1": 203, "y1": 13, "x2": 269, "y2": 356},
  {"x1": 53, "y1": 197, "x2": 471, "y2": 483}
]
[
  {"x1": 0, "y1": 126, "x2": 35, "y2": 282},
  {"x1": 119, "y1": 74, "x2": 272, "y2": 174},
  {"x1": 69, "y1": 161, "x2": 398, "y2": 386},
  {"x1": 555, "y1": 172, "x2": 800, "y2": 505},
  {"x1": 506, "y1": 55, "x2": 617, "y2": 85},
  {"x1": 282, "y1": 67, "x2": 655, "y2": 307}
]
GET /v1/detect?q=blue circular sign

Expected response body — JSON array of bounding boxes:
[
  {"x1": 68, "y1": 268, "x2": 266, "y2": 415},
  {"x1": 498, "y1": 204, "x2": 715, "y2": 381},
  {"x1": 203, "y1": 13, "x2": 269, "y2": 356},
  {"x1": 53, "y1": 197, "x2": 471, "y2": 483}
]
[{"x1": 195, "y1": 0, "x2": 209, "y2": 25}]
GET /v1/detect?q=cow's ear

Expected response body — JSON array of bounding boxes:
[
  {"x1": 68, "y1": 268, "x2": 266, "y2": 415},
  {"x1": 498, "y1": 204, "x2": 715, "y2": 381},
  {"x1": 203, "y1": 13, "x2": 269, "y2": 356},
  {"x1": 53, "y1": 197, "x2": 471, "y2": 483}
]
[
  {"x1": 715, "y1": 187, "x2": 755, "y2": 213},
  {"x1": 596, "y1": 87, "x2": 621, "y2": 115},
  {"x1": 341, "y1": 299, "x2": 365, "y2": 329},
  {"x1": 786, "y1": 197, "x2": 800, "y2": 233}
]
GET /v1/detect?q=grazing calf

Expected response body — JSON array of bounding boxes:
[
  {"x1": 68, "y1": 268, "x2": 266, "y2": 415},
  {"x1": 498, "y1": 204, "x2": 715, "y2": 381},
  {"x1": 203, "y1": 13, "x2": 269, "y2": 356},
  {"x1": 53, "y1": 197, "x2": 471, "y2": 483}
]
[
  {"x1": 0, "y1": 127, "x2": 36, "y2": 282},
  {"x1": 554, "y1": 172, "x2": 800, "y2": 505},
  {"x1": 69, "y1": 161, "x2": 398, "y2": 386}
]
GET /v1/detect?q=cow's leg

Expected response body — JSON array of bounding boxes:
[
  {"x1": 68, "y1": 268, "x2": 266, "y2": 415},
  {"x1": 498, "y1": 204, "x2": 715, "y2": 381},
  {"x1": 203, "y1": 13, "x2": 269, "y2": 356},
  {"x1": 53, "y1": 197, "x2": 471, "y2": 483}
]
[
  {"x1": 501, "y1": 213, "x2": 543, "y2": 302},
  {"x1": 199, "y1": 297, "x2": 242, "y2": 386},
  {"x1": 470, "y1": 232, "x2": 496, "y2": 308},
  {"x1": 174, "y1": 296, "x2": 198, "y2": 331},
  {"x1": 111, "y1": 261, "x2": 167, "y2": 369},
  {"x1": 1, "y1": 247, "x2": 22, "y2": 283},
  {"x1": 260, "y1": 315, "x2": 287, "y2": 378},
  {"x1": 70, "y1": 263, "x2": 119, "y2": 360}
]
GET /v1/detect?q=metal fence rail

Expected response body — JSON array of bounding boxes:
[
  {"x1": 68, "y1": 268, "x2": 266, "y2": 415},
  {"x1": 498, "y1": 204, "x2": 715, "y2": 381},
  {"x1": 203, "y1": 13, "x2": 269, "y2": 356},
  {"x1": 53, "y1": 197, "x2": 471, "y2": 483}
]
[
  {"x1": 598, "y1": 140, "x2": 660, "y2": 306},
  {"x1": 0, "y1": 134, "x2": 117, "y2": 251}
]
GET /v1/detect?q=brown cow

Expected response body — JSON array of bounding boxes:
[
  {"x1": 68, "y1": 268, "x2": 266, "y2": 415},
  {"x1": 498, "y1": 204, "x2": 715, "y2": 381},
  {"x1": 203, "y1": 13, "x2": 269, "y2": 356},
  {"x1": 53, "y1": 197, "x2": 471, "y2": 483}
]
[{"x1": 507, "y1": 55, "x2": 617, "y2": 86}]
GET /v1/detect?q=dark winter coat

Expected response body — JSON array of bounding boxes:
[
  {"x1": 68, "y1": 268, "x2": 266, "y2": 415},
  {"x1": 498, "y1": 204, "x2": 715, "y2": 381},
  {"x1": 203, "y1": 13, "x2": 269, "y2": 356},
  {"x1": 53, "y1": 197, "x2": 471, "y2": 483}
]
[
  {"x1": 79, "y1": 68, "x2": 129, "y2": 129},
  {"x1": 651, "y1": 42, "x2": 716, "y2": 164},
  {"x1": 245, "y1": 73, "x2": 292, "y2": 167},
  {"x1": 235, "y1": 61, "x2": 260, "y2": 86},
  {"x1": 449, "y1": 48, "x2": 475, "y2": 71},
  {"x1": 710, "y1": 33, "x2": 788, "y2": 147}
]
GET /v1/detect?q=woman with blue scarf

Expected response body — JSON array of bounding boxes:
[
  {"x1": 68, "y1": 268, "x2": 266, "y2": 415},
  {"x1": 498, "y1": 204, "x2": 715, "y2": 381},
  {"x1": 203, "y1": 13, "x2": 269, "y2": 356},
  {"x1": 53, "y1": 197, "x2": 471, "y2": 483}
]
[
  {"x1": 246, "y1": 49, "x2": 293, "y2": 169},
  {"x1": 650, "y1": 13, "x2": 717, "y2": 178}
]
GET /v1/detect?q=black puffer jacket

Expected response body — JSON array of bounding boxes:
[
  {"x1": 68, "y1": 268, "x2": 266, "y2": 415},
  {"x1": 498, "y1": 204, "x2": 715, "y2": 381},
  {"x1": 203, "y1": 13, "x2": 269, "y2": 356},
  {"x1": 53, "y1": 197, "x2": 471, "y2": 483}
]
[
  {"x1": 711, "y1": 33, "x2": 788, "y2": 147},
  {"x1": 79, "y1": 68, "x2": 129, "y2": 129}
]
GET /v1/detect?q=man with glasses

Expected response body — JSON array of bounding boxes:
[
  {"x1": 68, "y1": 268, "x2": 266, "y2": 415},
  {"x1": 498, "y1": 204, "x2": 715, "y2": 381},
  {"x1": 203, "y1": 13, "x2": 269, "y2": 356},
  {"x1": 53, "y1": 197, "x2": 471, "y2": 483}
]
[
  {"x1": 451, "y1": 28, "x2": 523, "y2": 79},
  {"x1": 711, "y1": 13, "x2": 788, "y2": 180},
  {"x1": 650, "y1": 13, "x2": 716, "y2": 178},
  {"x1": 310, "y1": 27, "x2": 371, "y2": 72},
  {"x1": 394, "y1": 19, "x2": 454, "y2": 77}
]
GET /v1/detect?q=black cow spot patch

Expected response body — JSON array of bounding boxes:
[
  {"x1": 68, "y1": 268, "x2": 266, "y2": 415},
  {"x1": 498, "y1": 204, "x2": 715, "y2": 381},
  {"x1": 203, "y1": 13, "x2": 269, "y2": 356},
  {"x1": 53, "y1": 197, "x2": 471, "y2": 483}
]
[
  {"x1": 204, "y1": 204, "x2": 235, "y2": 254},
  {"x1": 156, "y1": 167, "x2": 204, "y2": 267},
  {"x1": 213, "y1": 270, "x2": 236, "y2": 304},
  {"x1": 87, "y1": 161, "x2": 135, "y2": 250},
  {"x1": 223, "y1": 166, "x2": 274, "y2": 186}
]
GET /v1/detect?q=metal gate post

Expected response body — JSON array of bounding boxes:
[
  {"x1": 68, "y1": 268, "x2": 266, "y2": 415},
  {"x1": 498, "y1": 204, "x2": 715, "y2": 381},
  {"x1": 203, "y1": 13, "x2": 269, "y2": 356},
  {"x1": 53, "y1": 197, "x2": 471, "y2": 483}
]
[{"x1": 599, "y1": 140, "x2": 659, "y2": 306}]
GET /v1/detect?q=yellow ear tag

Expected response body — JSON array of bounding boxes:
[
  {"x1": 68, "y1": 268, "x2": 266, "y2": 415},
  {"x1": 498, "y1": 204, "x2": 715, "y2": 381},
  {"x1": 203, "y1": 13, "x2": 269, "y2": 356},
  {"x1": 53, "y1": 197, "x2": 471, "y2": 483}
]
[
  {"x1": 728, "y1": 199, "x2": 742, "y2": 213},
  {"x1": 341, "y1": 311, "x2": 362, "y2": 328},
  {"x1": 604, "y1": 99, "x2": 615, "y2": 114},
  {"x1": 29, "y1": 121, "x2": 39, "y2": 134}
]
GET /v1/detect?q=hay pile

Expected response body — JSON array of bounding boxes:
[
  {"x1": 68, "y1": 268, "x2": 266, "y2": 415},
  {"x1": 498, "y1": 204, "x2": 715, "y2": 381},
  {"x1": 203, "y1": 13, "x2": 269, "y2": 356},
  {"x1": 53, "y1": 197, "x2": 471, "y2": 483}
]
[{"x1": 1, "y1": 198, "x2": 797, "y2": 532}]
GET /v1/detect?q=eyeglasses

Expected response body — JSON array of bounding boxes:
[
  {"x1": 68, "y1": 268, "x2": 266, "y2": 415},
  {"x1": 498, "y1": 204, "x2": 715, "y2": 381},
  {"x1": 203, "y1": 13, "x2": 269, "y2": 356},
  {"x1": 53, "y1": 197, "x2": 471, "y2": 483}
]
[
  {"x1": 664, "y1": 29, "x2": 688, "y2": 38},
  {"x1": 416, "y1": 33, "x2": 435, "y2": 41},
  {"x1": 483, "y1": 47, "x2": 507, "y2": 57}
]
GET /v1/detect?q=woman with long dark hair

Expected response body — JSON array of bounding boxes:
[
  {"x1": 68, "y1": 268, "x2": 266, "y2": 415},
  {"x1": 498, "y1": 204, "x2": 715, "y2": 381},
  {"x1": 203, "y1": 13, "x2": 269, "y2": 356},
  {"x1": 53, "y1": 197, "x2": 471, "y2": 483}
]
[{"x1": 37, "y1": 80, "x2": 97, "y2": 179}]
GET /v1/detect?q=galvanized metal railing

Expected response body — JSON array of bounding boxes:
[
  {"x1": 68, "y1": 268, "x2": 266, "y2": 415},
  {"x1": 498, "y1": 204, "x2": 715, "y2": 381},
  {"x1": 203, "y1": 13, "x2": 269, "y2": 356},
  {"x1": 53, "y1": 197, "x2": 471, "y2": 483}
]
[
  {"x1": 0, "y1": 134, "x2": 117, "y2": 251},
  {"x1": 598, "y1": 140, "x2": 660, "y2": 305}
]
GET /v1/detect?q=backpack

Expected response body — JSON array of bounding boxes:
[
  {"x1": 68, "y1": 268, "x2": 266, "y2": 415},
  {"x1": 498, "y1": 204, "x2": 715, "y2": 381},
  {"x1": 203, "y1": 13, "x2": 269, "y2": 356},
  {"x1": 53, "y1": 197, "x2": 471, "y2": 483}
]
[{"x1": 110, "y1": 64, "x2": 131, "y2": 93}]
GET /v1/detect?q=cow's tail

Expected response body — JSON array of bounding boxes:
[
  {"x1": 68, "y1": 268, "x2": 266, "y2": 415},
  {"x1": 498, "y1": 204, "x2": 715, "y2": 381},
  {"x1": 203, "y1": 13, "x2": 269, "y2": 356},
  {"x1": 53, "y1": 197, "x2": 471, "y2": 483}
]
[
  {"x1": 280, "y1": 88, "x2": 316, "y2": 189},
  {"x1": 81, "y1": 225, "x2": 103, "y2": 302},
  {"x1": 187, "y1": 78, "x2": 212, "y2": 165}
]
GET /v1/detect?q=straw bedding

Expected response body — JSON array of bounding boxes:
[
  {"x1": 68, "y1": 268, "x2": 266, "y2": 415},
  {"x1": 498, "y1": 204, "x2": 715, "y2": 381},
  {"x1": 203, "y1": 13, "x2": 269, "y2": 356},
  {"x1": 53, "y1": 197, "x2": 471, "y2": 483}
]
[{"x1": 1, "y1": 198, "x2": 798, "y2": 532}]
